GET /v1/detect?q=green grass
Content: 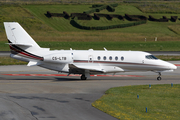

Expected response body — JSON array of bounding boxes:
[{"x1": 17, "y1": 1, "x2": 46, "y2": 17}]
[
  {"x1": 21, "y1": 4, "x2": 180, "y2": 43},
  {"x1": 136, "y1": 2, "x2": 180, "y2": 14},
  {"x1": 2, "y1": 41, "x2": 180, "y2": 51},
  {"x1": 1, "y1": 4, "x2": 180, "y2": 52},
  {"x1": 92, "y1": 84, "x2": 180, "y2": 120},
  {"x1": 156, "y1": 55, "x2": 180, "y2": 61},
  {"x1": 1, "y1": 3, "x2": 180, "y2": 65},
  {"x1": 37, "y1": 41, "x2": 180, "y2": 51},
  {"x1": 22, "y1": 4, "x2": 180, "y2": 34},
  {"x1": 0, "y1": 56, "x2": 26, "y2": 65},
  {"x1": 23, "y1": 4, "x2": 92, "y2": 32},
  {"x1": 77, "y1": 18, "x2": 131, "y2": 27},
  {"x1": 0, "y1": 41, "x2": 9, "y2": 51}
]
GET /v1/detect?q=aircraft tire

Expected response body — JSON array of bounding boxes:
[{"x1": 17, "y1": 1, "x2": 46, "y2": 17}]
[
  {"x1": 157, "y1": 76, "x2": 161, "y2": 81},
  {"x1": 81, "y1": 75, "x2": 87, "y2": 80}
]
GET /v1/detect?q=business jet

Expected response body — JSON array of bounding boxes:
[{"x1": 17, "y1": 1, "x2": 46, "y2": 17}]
[{"x1": 4, "y1": 22, "x2": 177, "y2": 80}]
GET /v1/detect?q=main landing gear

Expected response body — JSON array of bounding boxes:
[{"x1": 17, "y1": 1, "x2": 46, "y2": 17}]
[
  {"x1": 157, "y1": 72, "x2": 161, "y2": 81},
  {"x1": 81, "y1": 74, "x2": 87, "y2": 80}
]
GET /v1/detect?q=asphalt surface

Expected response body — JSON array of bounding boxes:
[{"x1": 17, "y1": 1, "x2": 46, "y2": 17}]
[
  {"x1": 0, "y1": 51, "x2": 10, "y2": 56},
  {"x1": 0, "y1": 63, "x2": 179, "y2": 120}
]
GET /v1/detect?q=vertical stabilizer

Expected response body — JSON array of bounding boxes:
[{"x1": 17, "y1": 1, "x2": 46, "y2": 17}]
[
  {"x1": 4, "y1": 22, "x2": 40, "y2": 49},
  {"x1": 4, "y1": 22, "x2": 46, "y2": 61}
]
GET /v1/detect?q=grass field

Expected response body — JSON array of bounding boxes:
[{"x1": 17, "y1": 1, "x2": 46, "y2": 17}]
[
  {"x1": 0, "y1": 56, "x2": 26, "y2": 65},
  {"x1": 92, "y1": 84, "x2": 180, "y2": 120},
  {"x1": 37, "y1": 41, "x2": 180, "y2": 51},
  {"x1": 2, "y1": 41, "x2": 180, "y2": 51},
  {"x1": 1, "y1": 3, "x2": 180, "y2": 51},
  {"x1": 23, "y1": 4, "x2": 180, "y2": 36},
  {"x1": 136, "y1": 2, "x2": 180, "y2": 14},
  {"x1": 1, "y1": 0, "x2": 180, "y2": 4}
]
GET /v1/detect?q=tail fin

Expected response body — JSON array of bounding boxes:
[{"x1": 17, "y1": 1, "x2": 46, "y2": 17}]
[
  {"x1": 4, "y1": 22, "x2": 40, "y2": 50},
  {"x1": 4, "y1": 22, "x2": 47, "y2": 61}
]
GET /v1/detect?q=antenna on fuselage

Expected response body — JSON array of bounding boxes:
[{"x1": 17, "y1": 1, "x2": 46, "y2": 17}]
[{"x1": 104, "y1": 47, "x2": 107, "y2": 51}]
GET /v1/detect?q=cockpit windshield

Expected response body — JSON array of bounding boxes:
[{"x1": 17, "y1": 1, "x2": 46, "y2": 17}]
[{"x1": 145, "y1": 55, "x2": 158, "y2": 60}]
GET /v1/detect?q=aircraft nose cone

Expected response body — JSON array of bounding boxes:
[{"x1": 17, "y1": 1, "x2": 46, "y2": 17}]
[
  {"x1": 163, "y1": 61, "x2": 177, "y2": 70},
  {"x1": 170, "y1": 64, "x2": 177, "y2": 70},
  {"x1": 166, "y1": 62, "x2": 177, "y2": 70}
]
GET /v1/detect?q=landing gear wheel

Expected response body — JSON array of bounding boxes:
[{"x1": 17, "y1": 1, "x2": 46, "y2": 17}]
[
  {"x1": 81, "y1": 75, "x2": 87, "y2": 80},
  {"x1": 157, "y1": 72, "x2": 162, "y2": 81},
  {"x1": 157, "y1": 76, "x2": 161, "y2": 81}
]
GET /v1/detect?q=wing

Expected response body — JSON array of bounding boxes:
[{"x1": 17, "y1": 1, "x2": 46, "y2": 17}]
[
  {"x1": 69, "y1": 64, "x2": 124, "y2": 74},
  {"x1": 69, "y1": 64, "x2": 105, "y2": 74}
]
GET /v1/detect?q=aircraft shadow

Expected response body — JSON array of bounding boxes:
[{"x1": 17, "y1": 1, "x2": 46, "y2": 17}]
[{"x1": 53, "y1": 77, "x2": 83, "y2": 81}]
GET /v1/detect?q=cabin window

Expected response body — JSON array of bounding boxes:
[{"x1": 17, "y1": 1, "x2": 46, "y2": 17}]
[
  {"x1": 97, "y1": 56, "x2": 101, "y2": 60},
  {"x1": 121, "y1": 56, "x2": 124, "y2": 61},
  {"x1": 103, "y1": 56, "x2": 106, "y2": 60},
  {"x1": 115, "y1": 56, "x2": 118, "y2": 61},
  {"x1": 145, "y1": 55, "x2": 158, "y2": 60},
  {"x1": 109, "y1": 56, "x2": 112, "y2": 60}
]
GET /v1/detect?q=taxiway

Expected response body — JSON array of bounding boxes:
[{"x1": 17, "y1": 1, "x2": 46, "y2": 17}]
[{"x1": 0, "y1": 62, "x2": 179, "y2": 120}]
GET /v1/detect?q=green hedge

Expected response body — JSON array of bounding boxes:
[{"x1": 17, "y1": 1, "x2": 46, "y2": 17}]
[
  {"x1": 92, "y1": 4, "x2": 103, "y2": 8},
  {"x1": 94, "y1": 13, "x2": 100, "y2": 20},
  {"x1": 149, "y1": 15, "x2": 169, "y2": 22},
  {"x1": 92, "y1": 3, "x2": 118, "y2": 8},
  {"x1": 70, "y1": 18, "x2": 147, "y2": 30},
  {"x1": 71, "y1": 13, "x2": 92, "y2": 20},
  {"x1": 107, "y1": 5, "x2": 115, "y2": 12},
  {"x1": 96, "y1": 5, "x2": 107, "y2": 12},
  {"x1": 84, "y1": 4, "x2": 118, "y2": 14},
  {"x1": 171, "y1": 16, "x2": 178, "y2": 22}
]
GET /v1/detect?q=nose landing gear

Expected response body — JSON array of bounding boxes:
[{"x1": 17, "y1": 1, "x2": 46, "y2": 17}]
[{"x1": 157, "y1": 72, "x2": 161, "y2": 81}]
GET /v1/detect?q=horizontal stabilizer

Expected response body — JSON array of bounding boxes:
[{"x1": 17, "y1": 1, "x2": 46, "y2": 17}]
[
  {"x1": 6, "y1": 43, "x2": 33, "y2": 47},
  {"x1": 27, "y1": 61, "x2": 41, "y2": 67}
]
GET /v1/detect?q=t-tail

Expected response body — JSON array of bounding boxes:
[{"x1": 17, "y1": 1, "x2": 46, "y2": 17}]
[{"x1": 4, "y1": 22, "x2": 49, "y2": 65}]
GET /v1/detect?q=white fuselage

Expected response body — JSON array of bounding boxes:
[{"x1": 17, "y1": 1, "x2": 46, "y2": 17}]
[
  {"x1": 4, "y1": 22, "x2": 177, "y2": 80},
  {"x1": 11, "y1": 49, "x2": 176, "y2": 75}
]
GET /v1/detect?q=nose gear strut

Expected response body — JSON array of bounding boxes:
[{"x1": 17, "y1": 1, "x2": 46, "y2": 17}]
[{"x1": 157, "y1": 72, "x2": 161, "y2": 80}]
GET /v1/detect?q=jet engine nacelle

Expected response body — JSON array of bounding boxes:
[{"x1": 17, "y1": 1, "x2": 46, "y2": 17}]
[{"x1": 44, "y1": 52, "x2": 73, "y2": 64}]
